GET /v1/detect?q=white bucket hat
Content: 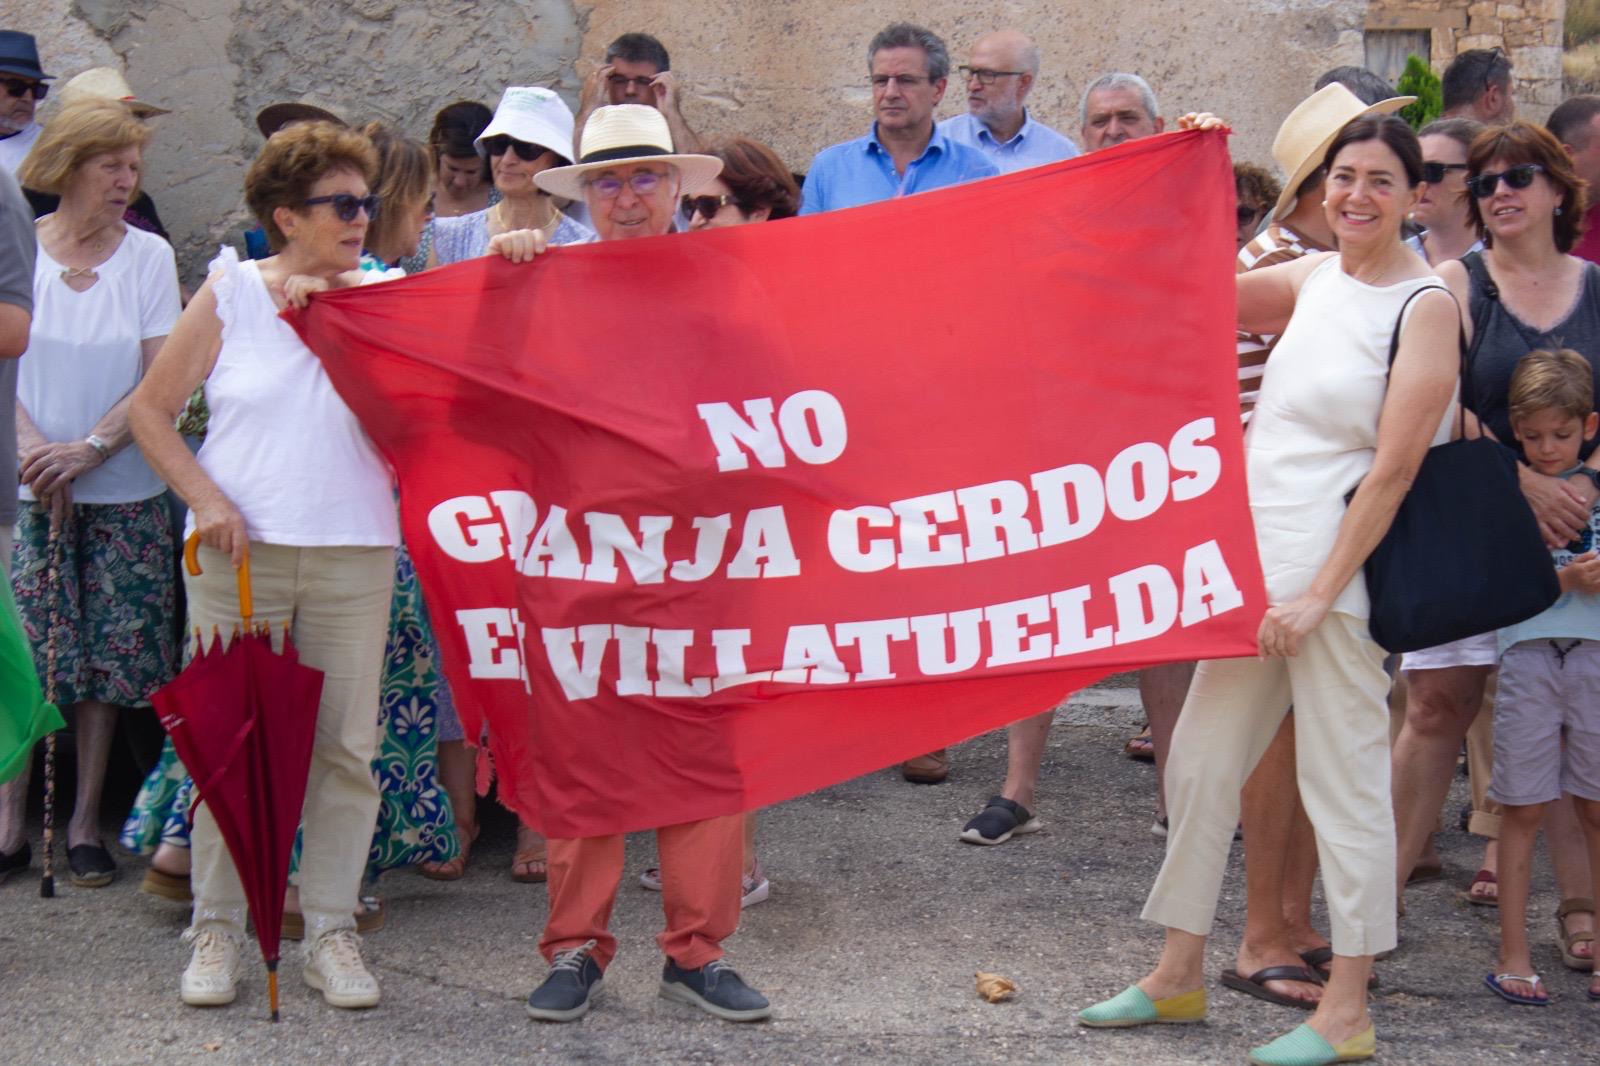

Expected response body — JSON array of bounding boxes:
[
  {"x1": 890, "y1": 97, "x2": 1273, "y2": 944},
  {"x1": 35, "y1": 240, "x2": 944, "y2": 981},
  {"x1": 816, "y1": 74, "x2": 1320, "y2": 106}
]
[
  {"x1": 475, "y1": 86, "x2": 577, "y2": 165},
  {"x1": 534, "y1": 104, "x2": 722, "y2": 200},
  {"x1": 1269, "y1": 83, "x2": 1416, "y2": 222},
  {"x1": 58, "y1": 67, "x2": 170, "y2": 117}
]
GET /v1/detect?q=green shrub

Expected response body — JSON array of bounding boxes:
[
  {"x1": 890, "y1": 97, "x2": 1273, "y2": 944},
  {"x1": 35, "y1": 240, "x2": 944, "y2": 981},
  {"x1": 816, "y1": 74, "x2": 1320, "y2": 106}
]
[
  {"x1": 1396, "y1": 54, "x2": 1442, "y2": 130},
  {"x1": 1569, "y1": 0, "x2": 1600, "y2": 48}
]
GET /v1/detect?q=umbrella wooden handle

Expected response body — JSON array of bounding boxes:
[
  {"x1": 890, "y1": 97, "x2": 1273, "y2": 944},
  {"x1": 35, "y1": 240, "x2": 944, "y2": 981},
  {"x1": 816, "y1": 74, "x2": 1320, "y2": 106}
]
[{"x1": 183, "y1": 532, "x2": 254, "y2": 628}]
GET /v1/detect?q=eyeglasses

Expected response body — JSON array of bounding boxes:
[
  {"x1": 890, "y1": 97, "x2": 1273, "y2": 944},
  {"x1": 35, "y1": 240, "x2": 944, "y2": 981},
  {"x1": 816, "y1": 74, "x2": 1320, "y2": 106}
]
[
  {"x1": 1482, "y1": 46, "x2": 1506, "y2": 96},
  {"x1": 1466, "y1": 163, "x2": 1544, "y2": 199},
  {"x1": 958, "y1": 66, "x2": 1024, "y2": 85},
  {"x1": 1236, "y1": 203, "x2": 1265, "y2": 227},
  {"x1": 1420, "y1": 161, "x2": 1469, "y2": 184},
  {"x1": 1, "y1": 78, "x2": 46, "y2": 101},
  {"x1": 870, "y1": 74, "x2": 930, "y2": 90},
  {"x1": 302, "y1": 193, "x2": 380, "y2": 222},
  {"x1": 584, "y1": 171, "x2": 667, "y2": 199},
  {"x1": 681, "y1": 194, "x2": 737, "y2": 220},
  {"x1": 606, "y1": 74, "x2": 656, "y2": 91},
  {"x1": 483, "y1": 136, "x2": 551, "y2": 162}
]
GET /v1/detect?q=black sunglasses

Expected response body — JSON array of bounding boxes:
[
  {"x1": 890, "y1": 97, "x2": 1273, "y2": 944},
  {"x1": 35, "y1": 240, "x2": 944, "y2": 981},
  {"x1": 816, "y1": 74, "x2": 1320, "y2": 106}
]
[
  {"x1": 1, "y1": 77, "x2": 47, "y2": 101},
  {"x1": 1466, "y1": 163, "x2": 1544, "y2": 200},
  {"x1": 681, "y1": 194, "x2": 737, "y2": 220},
  {"x1": 303, "y1": 193, "x2": 380, "y2": 222},
  {"x1": 1420, "y1": 161, "x2": 1468, "y2": 184},
  {"x1": 482, "y1": 135, "x2": 550, "y2": 162}
]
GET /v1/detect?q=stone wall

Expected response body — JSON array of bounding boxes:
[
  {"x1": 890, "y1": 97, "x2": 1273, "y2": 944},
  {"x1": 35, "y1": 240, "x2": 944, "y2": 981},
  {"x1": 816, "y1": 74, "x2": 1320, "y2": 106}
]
[
  {"x1": 27, "y1": 0, "x2": 1369, "y2": 280},
  {"x1": 1366, "y1": 0, "x2": 1566, "y2": 115}
]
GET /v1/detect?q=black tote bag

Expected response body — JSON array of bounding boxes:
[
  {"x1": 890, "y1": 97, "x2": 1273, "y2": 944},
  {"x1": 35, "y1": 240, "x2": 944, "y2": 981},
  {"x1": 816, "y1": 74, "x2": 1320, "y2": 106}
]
[{"x1": 1357, "y1": 285, "x2": 1560, "y2": 654}]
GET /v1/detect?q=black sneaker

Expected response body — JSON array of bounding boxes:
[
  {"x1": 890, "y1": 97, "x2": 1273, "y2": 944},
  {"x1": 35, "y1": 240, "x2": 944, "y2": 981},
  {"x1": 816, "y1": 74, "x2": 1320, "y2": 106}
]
[
  {"x1": 526, "y1": 939, "x2": 603, "y2": 1022},
  {"x1": 659, "y1": 957, "x2": 772, "y2": 1022},
  {"x1": 959, "y1": 796, "x2": 1042, "y2": 846}
]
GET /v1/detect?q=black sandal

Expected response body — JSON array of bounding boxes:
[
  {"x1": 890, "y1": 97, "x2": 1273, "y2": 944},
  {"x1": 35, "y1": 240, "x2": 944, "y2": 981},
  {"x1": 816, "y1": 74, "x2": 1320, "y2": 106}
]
[
  {"x1": 67, "y1": 842, "x2": 117, "y2": 888},
  {"x1": 958, "y1": 796, "x2": 1042, "y2": 846}
]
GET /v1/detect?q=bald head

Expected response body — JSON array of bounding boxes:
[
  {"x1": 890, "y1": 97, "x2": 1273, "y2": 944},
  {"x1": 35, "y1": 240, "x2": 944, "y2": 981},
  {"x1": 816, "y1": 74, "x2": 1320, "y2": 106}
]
[{"x1": 964, "y1": 30, "x2": 1040, "y2": 135}]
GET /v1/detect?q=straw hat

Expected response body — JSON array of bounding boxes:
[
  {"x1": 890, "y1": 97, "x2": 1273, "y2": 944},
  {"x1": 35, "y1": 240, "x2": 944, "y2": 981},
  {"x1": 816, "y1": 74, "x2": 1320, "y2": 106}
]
[
  {"x1": 58, "y1": 67, "x2": 169, "y2": 117},
  {"x1": 474, "y1": 86, "x2": 577, "y2": 164},
  {"x1": 534, "y1": 104, "x2": 721, "y2": 201},
  {"x1": 255, "y1": 100, "x2": 347, "y2": 138},
  {"x1": 1269, "y1": 84, "x2": 1415, "y2": 222}
]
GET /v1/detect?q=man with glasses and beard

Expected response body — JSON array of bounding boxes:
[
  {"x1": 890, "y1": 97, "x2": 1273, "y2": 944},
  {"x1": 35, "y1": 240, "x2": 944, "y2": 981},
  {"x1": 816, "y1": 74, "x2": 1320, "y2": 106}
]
[
  {"x1": 1442, "y1": 47, "x2": 1516, "y2": 125},
  {"x1": 0, "y1": 31, "x2": 51, "y2": 176},
  {"x1": 799, "y1": 22, "x2": 997, "y2": 216},
  {"x1": 938, "y1": 30, "x2": 1078, "y2": 172}
]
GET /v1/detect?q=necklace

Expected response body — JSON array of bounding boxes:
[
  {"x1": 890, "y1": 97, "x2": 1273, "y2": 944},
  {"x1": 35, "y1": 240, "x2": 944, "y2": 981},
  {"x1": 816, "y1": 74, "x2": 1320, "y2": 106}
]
[
  {"x1": 60, "y1": 265, "x2": 98, "y2": 283},
  {"x1": 491, "y1": 199, "x2": 561, "y2": 238}
]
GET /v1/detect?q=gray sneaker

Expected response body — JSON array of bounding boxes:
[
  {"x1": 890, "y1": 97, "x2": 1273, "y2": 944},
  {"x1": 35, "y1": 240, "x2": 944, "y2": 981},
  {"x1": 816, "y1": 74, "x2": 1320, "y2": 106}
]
[
  {"x1": 659, "y1": 957, "x2": 772, "y2": 1022},
  {"x1": 526, "y1": 939, "x2": 604, "y2": 1022}
]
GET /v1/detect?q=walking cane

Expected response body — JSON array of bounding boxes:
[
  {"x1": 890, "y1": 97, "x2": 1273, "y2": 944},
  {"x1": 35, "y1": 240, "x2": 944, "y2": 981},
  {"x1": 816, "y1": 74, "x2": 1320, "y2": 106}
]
[{"x1": 39, "y1": 511, "x2": 65, "y2": 898}]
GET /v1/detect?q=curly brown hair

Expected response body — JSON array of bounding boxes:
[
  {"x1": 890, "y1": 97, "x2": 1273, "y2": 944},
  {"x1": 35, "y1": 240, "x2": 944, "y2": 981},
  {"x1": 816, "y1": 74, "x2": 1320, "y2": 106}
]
[
  {"x1": 244, "y1": 120, "x2": 378, "y2": 250},
  {"x1": 707, "y1": 136, "x2": 800, "y2": 220},
  {"x1": 1233, "y1": 162, "x2": 1280, "y2": 216},
  {"x1": 1465, "y1": 121, "x2": 1589, "y2": 254}
]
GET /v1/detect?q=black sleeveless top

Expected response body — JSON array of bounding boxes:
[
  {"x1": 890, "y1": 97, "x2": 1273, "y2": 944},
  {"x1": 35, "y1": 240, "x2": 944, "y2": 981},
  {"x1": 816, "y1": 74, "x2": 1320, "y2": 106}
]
[{"x1": 1463, "y1": 250, "x2": 1600, "y2": 461}]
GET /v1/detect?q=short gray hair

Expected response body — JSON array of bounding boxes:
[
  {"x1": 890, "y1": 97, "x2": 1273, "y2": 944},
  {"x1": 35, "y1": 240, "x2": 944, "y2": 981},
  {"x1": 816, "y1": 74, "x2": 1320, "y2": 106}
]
[
  {"x1": 1079, "y1": 72, "x2": 1158, "y2": 127},
  {"x1": 868, "y1": 23, "x2": 950, "y2": 83}
]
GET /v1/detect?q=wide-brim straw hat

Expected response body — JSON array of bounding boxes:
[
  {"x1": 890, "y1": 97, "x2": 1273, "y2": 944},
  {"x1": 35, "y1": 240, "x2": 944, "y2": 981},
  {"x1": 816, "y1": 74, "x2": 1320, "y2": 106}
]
[
  {"x1": 535, "y1": 104, "x2": 722, "y2": 201},
  {"x1": 474, "y1": 86, "x2": 577, "y2": 165},
  {"x1": 1270, "y1": 84, "x2": 1415, "y2": 222},
  {"x1": 58, "y1": 67, "x2": 170, "y2": 117},
  {"x1": 256, "y1": 100, "x2": 347, "y2": 138}
]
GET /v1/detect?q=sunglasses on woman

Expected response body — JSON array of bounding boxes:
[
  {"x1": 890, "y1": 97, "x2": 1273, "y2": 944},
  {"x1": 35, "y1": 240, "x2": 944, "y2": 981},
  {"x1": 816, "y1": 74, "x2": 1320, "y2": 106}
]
[
  {"x1": 303, "y1": 193, "x2": 381, "y2": 222},
  {"x1": 1466, "y1": 163, "x2": 1544, "y2": 200},
  {"x1": 1, "y1": 77, "x2": 47, "y2": 101},
  {"x1": 1419, "y1": 161, "x2": 1468, "y2": 184},
  {"x1": 681, "y1": 195, "x2": 738, "y2": 220},
  {"x1": 482, "y1": 136, "x2": 550, "y2": 162}
]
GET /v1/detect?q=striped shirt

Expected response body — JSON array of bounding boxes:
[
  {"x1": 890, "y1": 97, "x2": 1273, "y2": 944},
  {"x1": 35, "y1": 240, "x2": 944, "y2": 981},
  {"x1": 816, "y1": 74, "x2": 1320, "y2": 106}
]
[{"x1": 1236, "y1": 223, "x2": 1332, "y2": 424}]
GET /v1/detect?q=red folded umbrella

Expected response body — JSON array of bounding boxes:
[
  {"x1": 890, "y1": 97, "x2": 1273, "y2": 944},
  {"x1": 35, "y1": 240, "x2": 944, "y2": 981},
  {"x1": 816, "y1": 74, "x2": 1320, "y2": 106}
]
[{"x1": 153, "y1": 535, "x2": 324, "y2": 1021}]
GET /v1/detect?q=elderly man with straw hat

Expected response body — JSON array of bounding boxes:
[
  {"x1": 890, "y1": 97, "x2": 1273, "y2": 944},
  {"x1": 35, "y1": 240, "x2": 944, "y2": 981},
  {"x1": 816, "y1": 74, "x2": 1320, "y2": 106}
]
[
  {"x1": 487, "y1": 103, "x2": 771, "y2": 1025},
  {"x1": 1224, "y1": 81, "x2": 1412, "y2": 1014}
]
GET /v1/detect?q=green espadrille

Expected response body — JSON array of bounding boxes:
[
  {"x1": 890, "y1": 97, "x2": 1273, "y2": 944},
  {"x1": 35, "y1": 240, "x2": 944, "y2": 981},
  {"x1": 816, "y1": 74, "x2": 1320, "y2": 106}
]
[
  {"x1": 1247, "y1": 1022, "x2": 1375, "y2": 1065},
  {"x1": 1077, "y1": 984, "x2": 1207, "y2": 1028}
]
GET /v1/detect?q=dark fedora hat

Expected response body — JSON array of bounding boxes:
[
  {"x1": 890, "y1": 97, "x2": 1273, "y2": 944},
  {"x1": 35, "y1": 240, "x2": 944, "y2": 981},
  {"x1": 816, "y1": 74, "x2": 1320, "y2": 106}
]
[{"x1": 0, "y1": 31, "x2": 53, "y2": 82}]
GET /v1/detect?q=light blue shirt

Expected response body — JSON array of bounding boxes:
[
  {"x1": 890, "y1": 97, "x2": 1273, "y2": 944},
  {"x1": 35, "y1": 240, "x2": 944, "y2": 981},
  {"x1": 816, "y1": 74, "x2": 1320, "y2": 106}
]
[
  {"x1": 1498, "y1": 493, "x2": 1600, "y2": 654},
  {"x1": 937, "y1": 110, "x2": 1079, "y2": 173},
  {"x1": 799, "y1": 123, "x2": 1000, "y2": 215}
]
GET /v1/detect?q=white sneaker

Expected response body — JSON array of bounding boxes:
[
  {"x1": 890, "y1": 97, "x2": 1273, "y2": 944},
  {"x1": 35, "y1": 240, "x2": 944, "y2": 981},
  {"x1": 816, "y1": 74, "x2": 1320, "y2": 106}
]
[
  {"x1": 180, "y1": 927, "x2": 243, "y2": 1007},
  {"x1": 303, "y1": 928, "x2": 380, "y2": 1009}
]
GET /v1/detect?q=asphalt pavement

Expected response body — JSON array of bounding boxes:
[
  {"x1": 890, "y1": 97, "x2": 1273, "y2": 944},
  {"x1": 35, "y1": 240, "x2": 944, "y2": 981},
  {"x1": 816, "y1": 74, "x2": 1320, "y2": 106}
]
[{"x1": 0, "y1": 677, "x2": 1591, "y2": 1065}]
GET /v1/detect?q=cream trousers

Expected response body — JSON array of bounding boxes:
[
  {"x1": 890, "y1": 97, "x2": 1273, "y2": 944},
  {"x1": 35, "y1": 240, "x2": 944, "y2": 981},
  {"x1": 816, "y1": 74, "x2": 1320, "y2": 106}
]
[
  {"x1": 1142, "y1": 611, "x2": 1397, "y2": 957},
  {"x1": 186, "y1": 542, "x2": 393, "y2": 941}
]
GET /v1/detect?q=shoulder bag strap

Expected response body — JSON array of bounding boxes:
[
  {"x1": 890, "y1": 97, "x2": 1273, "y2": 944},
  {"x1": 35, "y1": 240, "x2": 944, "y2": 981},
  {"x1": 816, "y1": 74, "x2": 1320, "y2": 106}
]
[{"x1": 1387, "y1": 283, "x2": 1471, "y2": 438}]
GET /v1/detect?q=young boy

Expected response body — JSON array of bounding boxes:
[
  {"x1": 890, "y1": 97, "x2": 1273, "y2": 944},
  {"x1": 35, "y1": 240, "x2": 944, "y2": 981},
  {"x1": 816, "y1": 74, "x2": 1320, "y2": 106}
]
[{"x1": 1486, "y1": 348, "x2": 1600, "y2": 1006}]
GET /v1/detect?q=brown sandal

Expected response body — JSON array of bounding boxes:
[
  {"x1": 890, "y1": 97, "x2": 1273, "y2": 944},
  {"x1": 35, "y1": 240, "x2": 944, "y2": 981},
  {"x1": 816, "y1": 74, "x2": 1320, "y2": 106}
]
[
  {"x1": 419, "y1": 822, "x2": 477, "y2": 882},
  {"x1": 511, "y1": 849, "x2": 548, "y2": 883},
  {"x1": 1557, "y1": 897, "x2": 1595, "y2": 971}
]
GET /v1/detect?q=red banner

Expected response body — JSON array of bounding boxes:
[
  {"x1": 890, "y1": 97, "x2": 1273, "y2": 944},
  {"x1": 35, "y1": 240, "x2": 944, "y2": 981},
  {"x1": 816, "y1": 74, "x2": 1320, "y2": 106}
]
[{"x1": 289, "y1": 129, "x2": 1262, "y2": 839}]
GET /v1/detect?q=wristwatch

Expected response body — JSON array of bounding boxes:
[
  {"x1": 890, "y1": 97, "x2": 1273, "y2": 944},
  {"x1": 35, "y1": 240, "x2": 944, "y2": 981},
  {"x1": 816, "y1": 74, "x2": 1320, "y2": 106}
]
[{"x1": 85, "y1": 434, "x2": 111, "y2": 460}]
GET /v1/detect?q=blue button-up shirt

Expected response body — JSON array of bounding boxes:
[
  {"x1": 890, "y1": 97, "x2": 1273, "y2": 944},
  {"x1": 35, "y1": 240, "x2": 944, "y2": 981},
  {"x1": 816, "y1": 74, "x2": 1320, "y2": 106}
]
[
  {"x1": 937, "y1": 110, "x2": 1080, "y2": 174},
  {"x1": 799, "y1": 123, "x2": 999, "y2": 214}
]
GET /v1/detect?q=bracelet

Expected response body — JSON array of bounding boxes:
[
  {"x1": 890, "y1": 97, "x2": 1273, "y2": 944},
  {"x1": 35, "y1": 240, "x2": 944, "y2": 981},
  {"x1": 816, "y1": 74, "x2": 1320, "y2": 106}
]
[{"x1": 85, "y1": 434, "x2": 111, "y2": 460}]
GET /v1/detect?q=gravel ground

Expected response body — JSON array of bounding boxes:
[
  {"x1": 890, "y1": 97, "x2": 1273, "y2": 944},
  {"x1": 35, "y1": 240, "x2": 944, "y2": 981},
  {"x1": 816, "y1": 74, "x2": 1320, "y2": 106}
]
[{"x1": 0, "y1": 680, "x2": 1591, "y2": 1066}]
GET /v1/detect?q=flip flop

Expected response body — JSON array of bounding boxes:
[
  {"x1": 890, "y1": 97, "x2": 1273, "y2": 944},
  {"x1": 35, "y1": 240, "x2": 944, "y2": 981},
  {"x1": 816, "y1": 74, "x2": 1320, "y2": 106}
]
[
  {"x1": 1459, "y1": 869, "x2": 1498, "y2": 907},
  {"x1": 1123, "y1": 726, "x2": 1155, "y2": 762},
  {"x1": 1220, "y1": 966, "x2": 1323, "y2": 1009},
  {"x1": 1297, "y1": 948, "x2": 1381, "y2": 989},
  {"x1": 511, "y1": 849, "x2": 548, "y2": 883},
  {"x1": 1483, "y1": 972, "x2": 1547, "y2": 1006}
]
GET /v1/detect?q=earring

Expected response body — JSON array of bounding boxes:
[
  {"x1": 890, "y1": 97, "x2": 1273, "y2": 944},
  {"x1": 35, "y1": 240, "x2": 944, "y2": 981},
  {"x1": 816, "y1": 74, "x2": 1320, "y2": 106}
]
[
  {"x1": 1556, "y1": 205, "x2": 1564, "y2": 216},
  {"x1": 1321, "y1": 200, "x2": 1328, "y2": 207}
]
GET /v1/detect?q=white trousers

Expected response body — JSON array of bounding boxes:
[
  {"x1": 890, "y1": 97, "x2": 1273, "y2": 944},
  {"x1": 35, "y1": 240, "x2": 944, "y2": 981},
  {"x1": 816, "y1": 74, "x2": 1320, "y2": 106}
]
[
  {"x1": 186, "y1": 542, "x2": 393, "y2": 941},
  {"x1": 1141, "y1": 611, "x2": 1397, "y2": 957}
]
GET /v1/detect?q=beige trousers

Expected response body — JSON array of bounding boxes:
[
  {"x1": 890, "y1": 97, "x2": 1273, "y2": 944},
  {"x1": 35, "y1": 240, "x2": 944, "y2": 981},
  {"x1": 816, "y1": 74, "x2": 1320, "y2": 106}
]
[
  {"x1": 186, "y1": 542, "x2": 393, "y2": 941},
  {"x1": 1144, "y1": 611, "x2": 1397, "y2": 957}
]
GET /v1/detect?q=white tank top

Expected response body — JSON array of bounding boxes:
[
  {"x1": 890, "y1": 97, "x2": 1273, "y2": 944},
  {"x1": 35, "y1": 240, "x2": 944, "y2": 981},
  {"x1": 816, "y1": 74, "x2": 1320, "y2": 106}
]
[
  {"x1": 1245, "y1": 255, "x2": 1455, "y2": 617},
  {"x1": 185, "y1": 248, "x2": 399, "y2": 547}
]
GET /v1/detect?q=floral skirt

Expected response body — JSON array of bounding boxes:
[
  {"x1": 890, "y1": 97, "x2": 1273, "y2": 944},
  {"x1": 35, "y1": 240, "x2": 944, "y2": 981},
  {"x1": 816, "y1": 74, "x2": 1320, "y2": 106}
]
[
  {"x1": 120, "y1": 542, "x2": 459, "y2": 874},
  {"x1": 12, "y1": 498, "x2": 178, "y2": 708}
]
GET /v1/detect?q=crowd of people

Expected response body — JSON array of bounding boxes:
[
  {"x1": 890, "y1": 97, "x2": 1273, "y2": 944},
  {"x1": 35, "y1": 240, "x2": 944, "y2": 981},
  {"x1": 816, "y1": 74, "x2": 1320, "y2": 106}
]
[{"x1": 1, "y1": 19, "x2": 1599, "y2": 1064}]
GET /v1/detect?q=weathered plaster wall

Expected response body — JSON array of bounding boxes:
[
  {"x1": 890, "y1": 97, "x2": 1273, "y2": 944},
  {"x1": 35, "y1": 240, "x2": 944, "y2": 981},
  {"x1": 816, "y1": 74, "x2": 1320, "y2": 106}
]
[{"x1": 24, "y1": 0, "x2": 1370, "y2": 280}]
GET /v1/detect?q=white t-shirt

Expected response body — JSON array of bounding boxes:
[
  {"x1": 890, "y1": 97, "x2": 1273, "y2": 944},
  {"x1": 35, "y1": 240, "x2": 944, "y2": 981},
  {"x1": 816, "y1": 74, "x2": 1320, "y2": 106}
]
[
  {"x1": 185, "y1": 247, "x2": 400, "y2": 547},
  {"x1": 18, "y1": 225, "x2": 180, "y2": 504},
  {"x1": 0, "y1": 123, "x2": 41, "y2": 176}
]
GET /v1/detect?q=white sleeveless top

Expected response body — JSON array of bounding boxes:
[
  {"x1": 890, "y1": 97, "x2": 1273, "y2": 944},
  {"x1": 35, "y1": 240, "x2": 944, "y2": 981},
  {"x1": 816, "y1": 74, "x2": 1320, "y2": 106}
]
[
  {"x1": 1244, "y1": 256, "x2": 1455, "y2": 618},
  {"x1": 185, "y1": 248, "x2": 399, "y2": 547}
]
